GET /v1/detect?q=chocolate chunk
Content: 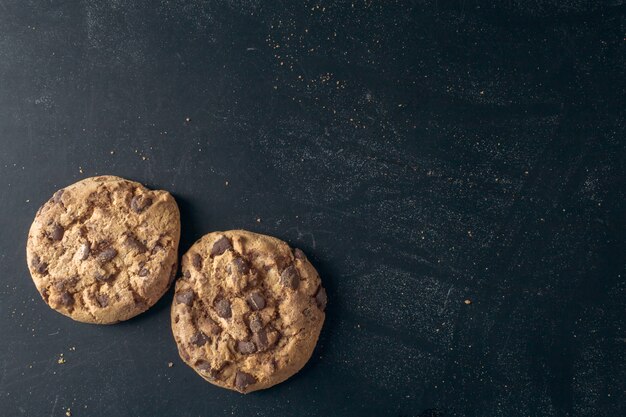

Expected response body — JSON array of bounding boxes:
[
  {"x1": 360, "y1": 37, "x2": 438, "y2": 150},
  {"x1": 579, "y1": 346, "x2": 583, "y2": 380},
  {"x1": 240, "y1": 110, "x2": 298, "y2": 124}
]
[
  {"x1": 210, "y1": 236, "x2": 232, "y2": 257},
  {"x1": 183, "y1": 270, "x2": 191, "y2": 278},
  {"x1": 60, "y1": 291, "x2": 74, "y2": 306},
  {"x1": 138, "y1": 267, "x2": 149, "y2": 276},
  {"x1": 215, "y1": 299, "x2": 232, "y2": 319},
  {"x1": 195, "y1": 360, "x2": 212, "y2": 372},
  {"x1": 76, "y1": 243, "x2": 90, "y2": 260},
  {"x1": 232, "y1": 257, "x2": 249, "y2": 274},
  {"x1": 196, "y1": 361, "x2": 220, "y2": 379},
  {"x1": 131, "y1": 194, "x2": 153, "y2": 213},
  {"x1": 280, "y1": 265, "x2": 300, "y2": 290},
  {"x1": 125, "y1": 235, "x2": 147, "y2": 253},
  {"x1": 234, "y1": 371, "x2": 256, "y2": 391},
  {"x1": 190, "y1": 332, "x2": 209, "y2": 347},
  {"x1": 198, "y1": 315, "x2": 221, "y2": 335},
  {"x1": 175, "y1": 289, "x2": 194, "y2": 306},
  {"x1": 315, "y1": 287, "x2": 328, "y2": 311},
  {"x1": 55, "y1": 277, "x2": 78, "y2": 291},
  {"x1": 247, "y1": 292, "x2": 265, "y2": 311},
  {"x1": 40, "y1": 288, "x2": 49, "y2": 302},
  {"x1": 294, "y1": 248, "x2": 306, "y2": 260},
  {"x1": 96, "y1": 294, "x2": 109, "y2": 307},
  {"x1": 253, "y1": 328, "x2": 268, "y2": 350},
  {"x1": 97, "y1": 247, "x2": 117, "y2": 263},
  {"x1": 49, "y1": 223, "x2": 64, "y2": 241},
  {"x1": 52, "y1": 189, "x2": 64, "y2": 204},
  {"x1": 249, "y1": 315, "x2": 263, "y2": 333},
  {"x1": 237, "y1": 340, "x2": 257, "y2": 354},
  {"x1": 191, "y1": 253, "x2": 203, "y2": 270},
  {"x1": 31, "y1": 255, "x2": 48, "y2": 275},
  {"x1": 95, "y1": 272, "x2": 114, "y2": 282},
  {"x1": 36, "y1": 261, "x2": 49, "y2": 274}
]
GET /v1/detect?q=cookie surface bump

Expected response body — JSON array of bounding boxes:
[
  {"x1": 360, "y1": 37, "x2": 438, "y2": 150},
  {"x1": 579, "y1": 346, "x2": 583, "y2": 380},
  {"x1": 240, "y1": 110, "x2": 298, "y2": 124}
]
[
  {"x1": 171, "y1": 230, "x2": 326, "y2": 393},
  {"x1": 26, "y1": 176, "x2": 180, "y2": 324}
]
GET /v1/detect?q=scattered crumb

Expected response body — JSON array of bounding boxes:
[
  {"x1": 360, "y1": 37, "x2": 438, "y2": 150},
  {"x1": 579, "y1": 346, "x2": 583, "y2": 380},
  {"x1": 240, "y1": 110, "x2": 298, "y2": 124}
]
[
  {"x1": 167, "y1": 362, "x2": 173, "y2": 368},
  {"x1": 141, "y1": 156, "x2": 147, "y2": 161},
  {"x1": 225, "y1": 181, "x2": 229, "y2": 186},
  {"x1": 78, "y1": 167, "x2": 83, "y2": 174},
  {"x1": 57, "y1": 354, "x2": 66, "y2": 364},
  {"x1": 464, "y1": 299, "x2": 472, "y2": 305},
  {"x1": 69, "y1": 346, "x2": 76, "y2": 351},
  {"x1": 256, "y1": 218, "x2": 262, "y2": 223},
  {"x1": 110, "y1": 150, "x2": 115, "y2": 155},
  {"x1": 25, "y1": 199, "x2": 29, "y2": 203},
  {"x1": 65, "y1": 408, "x2": 71, "y2": 416},
  {"x1": 185, "y1": 117, "x2": 191, "y2": 122}
]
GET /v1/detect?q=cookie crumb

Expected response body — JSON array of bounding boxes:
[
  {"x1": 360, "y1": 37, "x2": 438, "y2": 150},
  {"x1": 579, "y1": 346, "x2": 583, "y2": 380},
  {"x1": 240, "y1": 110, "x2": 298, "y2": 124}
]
[
  {"x1": 110, "y1": 150, "x2": 115, "y2": 155},
  {"x1": 57, "y1": 353, "x2": 66, "y2": 364},
  {"x1": 141, "y1": 156, "x2": 147, "y2": 161},
  {"x1": 256, "y1": 218, "x2": 262, "y2": 223},
  {"x1": 185, "y1": 117, "x2": 191, "y2": 122},
  {"x1": 225, "y1": 181, "x2": 229, "y2": 186},
  {"x1": 78, "y1": 167, "x2": 83, "y2": 174},
  {"x1": 65, "y1": 408, "x2": 71, "y2": 416},
  {"x1": 464, "y1": 299, "x2": 472, "y2": 305},
  {"x1": 167, "y1": 362, "x2": 174, "y2": 368}
]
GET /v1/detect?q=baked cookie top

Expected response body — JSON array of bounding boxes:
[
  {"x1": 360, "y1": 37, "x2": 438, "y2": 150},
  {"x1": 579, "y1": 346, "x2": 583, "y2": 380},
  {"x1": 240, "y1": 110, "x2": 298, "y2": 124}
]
[
  {"x1": 26, "y1": 176, "x2": 180, "y2": 324},
  {"x1": 171, "y1": 230, "x2": 327, "y2": 393}
]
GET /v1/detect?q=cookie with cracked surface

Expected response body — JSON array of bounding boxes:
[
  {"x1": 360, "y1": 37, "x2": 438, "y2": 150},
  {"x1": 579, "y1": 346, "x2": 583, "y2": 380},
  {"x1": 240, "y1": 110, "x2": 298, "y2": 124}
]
[
  {"x1": 26, "y1": 175, "x2": 180, "y2": 324},
  {"x1": 171, "y1": 230, "x2": 327, "y2": 393}
]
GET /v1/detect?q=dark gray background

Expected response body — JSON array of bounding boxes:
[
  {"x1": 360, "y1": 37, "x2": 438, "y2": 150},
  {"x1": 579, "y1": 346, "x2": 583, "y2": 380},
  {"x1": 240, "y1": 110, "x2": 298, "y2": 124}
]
[{"x1": 0, "y1": 1, "x2": 624, "y2": 416}]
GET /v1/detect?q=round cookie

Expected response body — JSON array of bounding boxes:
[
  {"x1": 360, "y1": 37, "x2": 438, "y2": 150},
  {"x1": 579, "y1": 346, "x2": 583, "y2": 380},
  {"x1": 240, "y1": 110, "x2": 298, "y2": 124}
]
[
  {"x1": 26, "y1": 175, "x2": 180, "y2": 324},
  {"x1": 171, "y1": 230, "x2": 327, "y2": 393}
]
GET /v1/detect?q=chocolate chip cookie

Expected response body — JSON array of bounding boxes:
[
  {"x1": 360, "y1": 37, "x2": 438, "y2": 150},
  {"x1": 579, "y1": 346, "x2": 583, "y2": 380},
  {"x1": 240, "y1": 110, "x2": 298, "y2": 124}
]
[
  {"x1": 26, "y1": 176, "x2": 180, "y2": 324},
  {"x1": 171, "y1": 230, "x2": 327, "y2": 393}
]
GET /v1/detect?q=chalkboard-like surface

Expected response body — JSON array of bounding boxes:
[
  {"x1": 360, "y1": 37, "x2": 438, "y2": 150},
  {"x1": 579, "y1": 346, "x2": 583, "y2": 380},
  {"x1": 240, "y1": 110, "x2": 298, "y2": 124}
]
[{"x1": 0, "y1": 1, "x2": 623, "y2": 416}]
